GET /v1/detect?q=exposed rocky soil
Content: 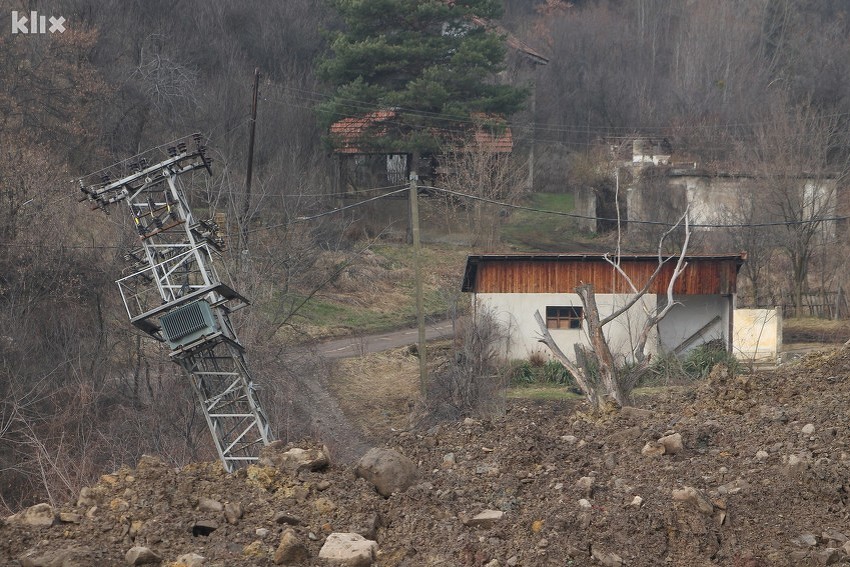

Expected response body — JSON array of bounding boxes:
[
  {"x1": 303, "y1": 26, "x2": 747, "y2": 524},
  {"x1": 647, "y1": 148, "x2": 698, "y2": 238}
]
[{"x1": 4, "y1": 348, "x2": 850, "y2": 566}]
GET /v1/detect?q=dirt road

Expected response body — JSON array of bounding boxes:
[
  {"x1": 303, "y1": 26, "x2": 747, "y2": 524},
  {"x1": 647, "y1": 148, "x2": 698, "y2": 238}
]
[{"x1": 315, "y1": 319, "x2": 455, "y2": 359}]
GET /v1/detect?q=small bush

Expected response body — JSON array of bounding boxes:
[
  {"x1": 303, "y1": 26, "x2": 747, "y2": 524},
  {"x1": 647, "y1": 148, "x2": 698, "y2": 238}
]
[
  {"x1": 509, "y1": 360, "x2": 536, "y2": 386},
  {"x1": 635, "y1": 341, "x2": 740, "y2": 388},
  {"x1": 636, "y1": 352, "x2": 686, "y2": 387},
  {"x1": 682, "y1": 340, "x2": 740, "y2": 378},
  {"x1": 541, "y1": 360, "x2": 574, "y2": 386},
  {"x1": 509, "y1": 358, "x2": 575, "y2": 387}
]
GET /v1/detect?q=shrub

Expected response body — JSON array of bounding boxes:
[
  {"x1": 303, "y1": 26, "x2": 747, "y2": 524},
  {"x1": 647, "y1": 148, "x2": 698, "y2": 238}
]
[
  {"x1": 509, "y1": 360, "x2": 536, "y2": 386},
  {"x1": 508, "y1": 358, "x2": 575, "y2": 387},
  {"x1": 541, "y1": 360, "x2": 574, "y2": 386},
  {"x1": 682, "y1": 340, "x2": 740, "y2": 378}
]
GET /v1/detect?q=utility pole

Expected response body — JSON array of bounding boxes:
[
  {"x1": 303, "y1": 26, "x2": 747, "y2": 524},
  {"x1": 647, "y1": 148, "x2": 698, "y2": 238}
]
[
  {"x1": 78, "y1": 134, "x2": 272, "y2": 472},
  {"x1": 409, "y1": 154, "x2": 427, "y2": 398},
  {"x1": 241, "y1": 67, "x2": 260, "y2": 252}
]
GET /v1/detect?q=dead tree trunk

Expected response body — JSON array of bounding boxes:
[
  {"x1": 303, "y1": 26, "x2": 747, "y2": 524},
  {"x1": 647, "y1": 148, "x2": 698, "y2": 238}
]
[
  {"x1": 534, "y1": 210, "x2": 692, "y2": 410},
  {"x1": 577, "y1": 284, "x2": 626, "y2": 406}
]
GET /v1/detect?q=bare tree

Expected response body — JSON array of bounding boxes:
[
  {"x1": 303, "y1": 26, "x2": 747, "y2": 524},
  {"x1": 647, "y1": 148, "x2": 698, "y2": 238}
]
[
  {"x1": 436, "y1": 140, "x2": 527, "y2": 249},
  {"x1": 534, "y1": 211, "x2": 691, "y2": 409},
  {"x1": 745, "y1": 99, "x2": 848, "y2": 316}
]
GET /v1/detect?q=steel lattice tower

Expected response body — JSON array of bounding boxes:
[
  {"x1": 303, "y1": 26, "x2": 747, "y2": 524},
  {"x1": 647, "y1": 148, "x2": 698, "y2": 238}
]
[{"x1": 78, "y1": 134, "x2": 272, "y2": 472}]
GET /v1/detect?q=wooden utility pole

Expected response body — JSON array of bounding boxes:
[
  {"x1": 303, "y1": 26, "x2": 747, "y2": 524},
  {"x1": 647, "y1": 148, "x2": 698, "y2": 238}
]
[
  {"x1": 241, "y1": 67, "x2": 260, "y2": 252},
  {"x1": 409, "y1": 154, "x2": 427, "y2": 398}
]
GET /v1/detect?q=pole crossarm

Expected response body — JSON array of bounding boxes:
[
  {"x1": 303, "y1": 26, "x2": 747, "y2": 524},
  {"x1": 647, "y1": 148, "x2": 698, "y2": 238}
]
[{"x1": 78, "y1": 134, "x2": 272, "y2": 472}]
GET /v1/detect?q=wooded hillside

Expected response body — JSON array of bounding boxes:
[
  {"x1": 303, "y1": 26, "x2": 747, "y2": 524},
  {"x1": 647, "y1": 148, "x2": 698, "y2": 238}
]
[{"x1": 2, "y1": 0, "x2": 849, "y2": 510}]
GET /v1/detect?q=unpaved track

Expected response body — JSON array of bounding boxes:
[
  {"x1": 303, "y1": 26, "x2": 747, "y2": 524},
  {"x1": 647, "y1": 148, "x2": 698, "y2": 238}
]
[
  {"x1": 279, "y1": 320, "x2": 453, "y2": 462},
  {"x1": 315, "y1": 319, "x2": 454, "y2": 359}
]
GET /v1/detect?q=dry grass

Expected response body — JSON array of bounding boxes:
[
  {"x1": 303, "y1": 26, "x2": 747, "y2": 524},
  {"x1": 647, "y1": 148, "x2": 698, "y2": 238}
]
[
  {"x1": 289, "y1": 243, "x2": 469, "y2": 340},
  {"x1": 783, "y1": 317, "x2": 850, "y2": 343},
  {"x1": 327, "y1": 347, "x2": 421, "y2": 438}
]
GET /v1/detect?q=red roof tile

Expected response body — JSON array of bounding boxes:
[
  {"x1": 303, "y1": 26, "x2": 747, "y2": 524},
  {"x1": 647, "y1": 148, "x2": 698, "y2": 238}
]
[{"x1": 329, "y1": 109, "x2": 398, "y2": 154}]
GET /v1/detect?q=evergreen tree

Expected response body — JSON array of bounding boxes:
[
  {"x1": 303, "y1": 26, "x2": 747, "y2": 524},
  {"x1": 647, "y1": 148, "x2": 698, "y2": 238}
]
[{"x1": 317, "y1": 0, "x2": 528, "y2": 154}]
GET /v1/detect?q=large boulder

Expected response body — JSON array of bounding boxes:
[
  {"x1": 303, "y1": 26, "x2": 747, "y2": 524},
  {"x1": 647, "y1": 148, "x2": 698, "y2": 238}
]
[
  {"x1": 318, "y1": 533, "x2": 377, "y2": 567},
  {"x1": 8, "y1": 503, "x2": 55, "y2": 527},
  {"x1": 259, "y1": 442, "x2": 330, "y2": 473},
  {"x1": 354, "y1": 448, "x2": 417, "y2": 497}
]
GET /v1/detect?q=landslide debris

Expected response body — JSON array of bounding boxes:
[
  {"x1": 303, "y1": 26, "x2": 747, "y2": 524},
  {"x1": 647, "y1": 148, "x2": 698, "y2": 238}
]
[{"x1": 4, "y1": 348, "x2": 850, "y2": 566}]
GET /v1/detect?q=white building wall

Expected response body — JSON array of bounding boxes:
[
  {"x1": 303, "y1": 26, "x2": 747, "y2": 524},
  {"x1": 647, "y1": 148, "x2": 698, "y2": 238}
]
[
  {"x1": 474, "y1": 292, "x2": 658, "y2": 363},
  {"x1": 733, "y1": 307, "x2": 782, "y2": 364},
  {"x1": 656, "y1": 294, "x2": 730, "y2": 353}
]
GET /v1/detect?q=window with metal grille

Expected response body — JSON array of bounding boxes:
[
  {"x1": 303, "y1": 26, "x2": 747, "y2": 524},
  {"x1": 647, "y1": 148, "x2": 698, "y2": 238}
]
[{"x1": 546, "y1": 306, "x2": 583, "y2": 330}]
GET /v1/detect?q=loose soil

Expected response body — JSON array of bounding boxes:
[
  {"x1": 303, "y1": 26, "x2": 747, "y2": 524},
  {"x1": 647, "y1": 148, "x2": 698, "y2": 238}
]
[{"x1": 4, "y1": 347, "x2": 850, "y2": 566}]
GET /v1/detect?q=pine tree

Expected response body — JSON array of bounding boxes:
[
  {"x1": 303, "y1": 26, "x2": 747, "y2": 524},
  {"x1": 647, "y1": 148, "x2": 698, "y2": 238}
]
[{"x1": 317, "y1": 0, "x2": 528, "y2": 154}]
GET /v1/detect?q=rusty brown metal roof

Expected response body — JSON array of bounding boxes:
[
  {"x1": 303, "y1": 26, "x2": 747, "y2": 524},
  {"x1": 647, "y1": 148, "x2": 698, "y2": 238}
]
[{"x1": 461, "y1": 252, "x2": 747, "y2": 295}]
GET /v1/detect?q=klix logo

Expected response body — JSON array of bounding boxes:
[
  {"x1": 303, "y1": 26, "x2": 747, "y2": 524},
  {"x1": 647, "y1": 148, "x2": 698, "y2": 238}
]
[{"x1": 11, "y1": 10, "x2": 66, "y2": 34}]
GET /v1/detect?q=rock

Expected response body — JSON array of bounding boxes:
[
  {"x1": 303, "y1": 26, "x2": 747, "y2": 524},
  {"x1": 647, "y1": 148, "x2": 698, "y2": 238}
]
[
  {"x1": 561, "y1": 435, "x2": 578, "y2": 444},
  {"x1": 464, "y1": 510, "x2": 504, "y2": 528},
  {"x1": 224, "y1": 502, "x2": 243, "y2": 524},
  {"x1": 784, "y1": 454, "x2": 808, "y2": 476},
  {"x1": 259, "y1": 442, "x2": 330, "y2": 473},
  {"x1": 197, "y1": 497, "x2": 223, "y2": 512},
  {"x1": 441, "y1": 453, "x2": 456, "y2": 467},
  {"x1": 802, "y1": 423, "x2": 816, "y2": 435},
  {"x1": 591, "y1": 545, "x2": 624, "y2": 567},
  {"x1": 128, "y1": 520, "x2": 143, "y2": 539},
  {"x1": 658, "y1": 433, "x2": 683, "y2": 455},
  {"x1": 274, "y1": 528, "x2": 309, "y2": 565},
  {"x1": 755, "y1": 450, "x2": 769, "y2": 461},
  {"x1": 823, "y1": 530, "x2": 848, "y2": 544},
  {"x1": 318, "y1": 532, "x2": 378, "y2": 567},
  {"x1": 843, "y1": 540, "x2": 850, "y2": 556},
  {"x1": 354, "y1": 447, "x2": 417, "y2": 497},
  {"x1": 125, "y1": 546, "x2": 162, "y2": 565},
  {"x1": 641, "y1": 441, "x2": 665, "y2": 457},
  {"x1": 813, "y1": 548, "x2": 843, "y2": 565},
  {"x1": 175, "y1": 553, "x2": 205, "y2": 567},
  {"x1": 671, "y1": 486, "x2": 714, "y2": 515},
  {"x1": 314, "y1": 497, "x2": 336, "y2": 514},
  {"x1": 792, "y1": 533, "x2": 819, "y2": 547},
  {"x1": 576, "y1": 476, "x2": 594, "y2": 497},
  {"x1": 76, "y1": 486, "x2": 99, "y2": 507},
  {"x1": 353, "y1": 512, "x2": 382, "y2": 540},
  {"x1": 19, "y1": 548, "x2": 73, "y2": 567},
  {"x1": 273, "y1": 512, "x2": 302, "y2": 526},
  {"x1": 192, "y1": 519, "x2": 218, "y2": 536},
  {"x1": 256, "y1": 528, "x2": 270, "y2": 538},
  {"x1": 578, "y1": 498, "x2": 592, "y2": 509},
  {"x1": 10, "y1": 503, "x2": 55, "y2": 527},
  {"x1": 628, "y1": 496, "x2": 643, "y2": 508},
  {"x1": 718, "y1": 478, "x2": 749, "y2": 495},
  {"x1": 58, "y1": 512, "x2": 82, "y2": 524}
]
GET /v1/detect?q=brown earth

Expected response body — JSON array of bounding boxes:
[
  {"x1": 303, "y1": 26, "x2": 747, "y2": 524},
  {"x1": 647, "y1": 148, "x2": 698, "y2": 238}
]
[{"x1": 4, "y1": 347, "x2": 850, "y2": 566}]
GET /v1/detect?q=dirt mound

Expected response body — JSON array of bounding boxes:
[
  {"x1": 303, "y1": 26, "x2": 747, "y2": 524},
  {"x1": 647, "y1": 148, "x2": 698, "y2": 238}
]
[{"x1": 4, "y1": 349, "x2": 850, "y2": 566}]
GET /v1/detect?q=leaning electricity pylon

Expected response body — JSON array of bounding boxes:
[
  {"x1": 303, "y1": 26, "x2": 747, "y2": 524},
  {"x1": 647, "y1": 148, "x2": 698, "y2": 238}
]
[{"x1": 78, "y1": 134, "x2": 272, "y2": 472}]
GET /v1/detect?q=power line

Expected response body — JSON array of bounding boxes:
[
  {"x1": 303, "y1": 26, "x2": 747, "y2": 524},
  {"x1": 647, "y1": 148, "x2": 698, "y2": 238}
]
[
  {"x1": 418, "y1": 185, "x2": 849, "y2": 229},
  {"x1": 266, "y1": 84, "x2": 850, "y2": 139}
]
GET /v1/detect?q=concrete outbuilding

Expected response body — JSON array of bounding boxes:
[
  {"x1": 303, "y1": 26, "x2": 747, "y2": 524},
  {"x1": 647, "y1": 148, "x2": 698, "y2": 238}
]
[{"x1": 461, "y1": 253, "x2": 746, "y2": 362}]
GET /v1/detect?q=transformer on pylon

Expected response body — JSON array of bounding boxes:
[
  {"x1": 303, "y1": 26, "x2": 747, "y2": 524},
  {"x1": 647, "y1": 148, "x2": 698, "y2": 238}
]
[{"x1": 78, "y1": 134, "x2": 272, "y2": 472}]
